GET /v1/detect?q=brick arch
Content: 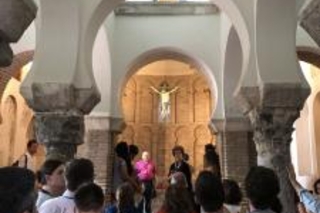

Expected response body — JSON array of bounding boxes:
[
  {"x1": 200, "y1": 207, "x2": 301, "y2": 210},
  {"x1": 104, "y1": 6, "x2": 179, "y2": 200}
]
[
  {"x1": 297, "y1": 46, "x2": 320, "y2": 70},
  {"x1": 0, "y1": 50, "x2": 34, "y2": 99}
]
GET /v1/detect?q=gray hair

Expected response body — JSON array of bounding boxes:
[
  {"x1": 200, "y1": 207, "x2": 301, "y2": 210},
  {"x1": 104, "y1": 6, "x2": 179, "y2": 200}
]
[{"x1": 170, "y1": 172, "x2": 188, "y2": 188}]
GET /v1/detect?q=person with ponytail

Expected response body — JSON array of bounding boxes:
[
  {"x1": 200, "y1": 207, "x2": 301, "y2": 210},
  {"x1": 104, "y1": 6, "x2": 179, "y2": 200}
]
[{"x1": 204, "y1": 144, "x2": 221, "y2": 179}]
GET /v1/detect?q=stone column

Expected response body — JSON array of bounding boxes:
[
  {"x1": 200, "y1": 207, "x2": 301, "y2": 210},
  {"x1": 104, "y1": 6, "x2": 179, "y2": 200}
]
[
  {"x1": 21, "y1": 84, "x2": 100, "y2": 161},
  {"x1": 212, "y1": 118, "x2": 256, "y2": 188},
  {"x1": 20, "y1": 0, "x2": 102, "y2": 161},
  {"x1": 35, "y1": 111, "x2": 84, "y2": 160},
  {"x1": 237, "y1": 84, "x2": 309, "y2": 213}
]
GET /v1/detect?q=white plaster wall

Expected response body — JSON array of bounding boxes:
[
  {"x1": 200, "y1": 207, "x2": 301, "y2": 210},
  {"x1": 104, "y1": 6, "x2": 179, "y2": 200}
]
[
  {"x1": 104, "y1": 13, "x2": 116, "y2": 56},
  {"x1": 10, "y1": 23, "x2": 36, "y2": 54},
  {"x1": 10, "y1": 0, "x2": 40, "y2": 54},
  {"x1": 219, "y1": 13, "x2": 232, "y2": 118},
  {"x1": 220, "y1": 14, "x2": 232, "y2": 70},
  {"x1": 91, "y1": 27, "x2": 112, "y2": 115},
  {"x1": 255, "y1": 1, "x2": 300, "y2": 84},
  {"x1": 11, "y1": 22, "x2": 112, "y2": 115},
  {"x1": 223, "y1": 27, "x2": 243, "y2": 118},
  {"x1": 10, "y1": 3, "x2": 316, "y2": 119},
  {"x1": 106, "y1": 14, "x2": 222, "y2": 118},
  {"x1": 296, "y1": 25, "x2": 318, "y2": 48},
  {"x1": 219, "y1": 13, "x2": 244, "y2": 118}
]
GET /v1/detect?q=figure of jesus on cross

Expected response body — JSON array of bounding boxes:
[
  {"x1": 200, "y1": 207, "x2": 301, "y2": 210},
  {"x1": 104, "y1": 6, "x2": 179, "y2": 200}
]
[{"x1": 151, "y1": 81, "x2": 178, "y2": 122}]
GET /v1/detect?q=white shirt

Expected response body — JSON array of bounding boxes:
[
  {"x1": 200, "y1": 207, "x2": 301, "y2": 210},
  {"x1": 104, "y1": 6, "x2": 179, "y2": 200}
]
[
  {"x1": 39, "y1": 190, "x2": 75, "y2": 213},
  {"x1": 18, "y1": 152, "x2": 34, "y2": 171},
  {"x1": 36, "y1": 189, "x2": 54, "y2": 210},
  {"x1": 224, "y1": 204, "x2": 241, "y2": 213}
]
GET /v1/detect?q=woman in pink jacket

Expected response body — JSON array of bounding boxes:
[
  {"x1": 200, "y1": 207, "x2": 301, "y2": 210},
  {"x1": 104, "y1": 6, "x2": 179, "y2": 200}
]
[{"x1": 135, "y1": 151, "x2": 156, "y2": 213}]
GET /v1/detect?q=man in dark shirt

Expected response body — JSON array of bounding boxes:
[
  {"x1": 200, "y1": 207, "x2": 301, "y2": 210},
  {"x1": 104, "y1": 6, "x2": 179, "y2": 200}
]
[{"x1": 168, "y1": 145, "x2": 192, "y2": 192}]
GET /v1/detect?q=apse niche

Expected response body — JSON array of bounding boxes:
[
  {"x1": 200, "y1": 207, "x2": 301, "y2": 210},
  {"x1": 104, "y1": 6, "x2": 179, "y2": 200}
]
[{"x1": 119, "y1": 59, "x2": 216, "y2": 180}]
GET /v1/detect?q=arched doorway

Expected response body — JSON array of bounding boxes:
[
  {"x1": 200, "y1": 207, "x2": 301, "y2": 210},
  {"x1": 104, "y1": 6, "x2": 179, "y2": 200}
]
[
  {"x1": 119, "y1": 56, "x2": 217, "y2": 182},
  {"x1": 0, "y1": 51, "x2": 45, "y2": 170}
]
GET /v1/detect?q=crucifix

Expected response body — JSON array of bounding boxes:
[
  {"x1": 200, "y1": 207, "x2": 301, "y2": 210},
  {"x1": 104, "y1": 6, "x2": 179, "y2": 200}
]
[{"x1": 150, "y1": 81, "x2": 178, "y2": 122}]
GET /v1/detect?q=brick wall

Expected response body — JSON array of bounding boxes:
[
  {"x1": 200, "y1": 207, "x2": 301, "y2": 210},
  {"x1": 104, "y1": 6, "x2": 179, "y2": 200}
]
[
  {"x1": 214, "y1": 118, "x2": 256, "y2": 191},
  {"x1": 78, "y1": 116, "x2": 111, "y2": 193},
  {"x1": 221, "y1": 131, "x2": 256, "y2": 187}
]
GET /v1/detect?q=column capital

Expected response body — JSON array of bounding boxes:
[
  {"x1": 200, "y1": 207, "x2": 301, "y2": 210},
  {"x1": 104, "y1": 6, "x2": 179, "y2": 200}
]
[
  {"x1": 21, "y1": 83, "x2": 101, "y2": 114},
  {"x1": 210, "y1": 117, "x2": 252, "y2": 133},
  {"x1": 235, "y1": 83, "x2": 309, "y2": 165},
  {"x1": 235, "y1": 83, "x2": 309, "y2": 117}
]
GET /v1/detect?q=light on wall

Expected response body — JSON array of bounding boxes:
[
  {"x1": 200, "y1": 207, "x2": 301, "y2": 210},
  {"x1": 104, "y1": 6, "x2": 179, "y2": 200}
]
[{"x1": 20, "y1": 61, "x2": 33, "y2": 81}]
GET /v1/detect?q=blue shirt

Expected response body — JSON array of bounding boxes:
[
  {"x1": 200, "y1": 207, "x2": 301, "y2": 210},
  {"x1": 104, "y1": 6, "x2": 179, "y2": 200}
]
[
  {"x1": 300, "y1": 189, "x2": 320, "y2": 213},
  {"x1": 105, "y1": 204, "x2": 138, "y2": 213}
]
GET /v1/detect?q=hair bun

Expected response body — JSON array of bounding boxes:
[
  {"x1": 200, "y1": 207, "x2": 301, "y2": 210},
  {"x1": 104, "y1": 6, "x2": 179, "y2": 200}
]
[{"x1": 205, "y1": 144, "x2": 216, "y2": 153}]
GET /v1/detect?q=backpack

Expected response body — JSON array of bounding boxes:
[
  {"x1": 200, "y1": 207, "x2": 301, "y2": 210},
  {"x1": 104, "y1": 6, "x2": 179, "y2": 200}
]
[{"x1": 11, "y1": 154, "x2": 28, "y2": 168}]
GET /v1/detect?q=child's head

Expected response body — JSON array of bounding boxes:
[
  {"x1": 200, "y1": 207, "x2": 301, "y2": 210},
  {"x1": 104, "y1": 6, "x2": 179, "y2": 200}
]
[
  {"x1": 75, "y1": 183, "x2": 104, "y2": 213},
  {"x1": 116, "y1": 182, "x2": 135, "y2": 209}
]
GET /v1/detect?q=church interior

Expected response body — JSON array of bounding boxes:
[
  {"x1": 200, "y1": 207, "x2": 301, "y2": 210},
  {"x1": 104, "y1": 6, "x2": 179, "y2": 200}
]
[{"x1": 1, "y1": 0, "x2": 320, "y2": 212}]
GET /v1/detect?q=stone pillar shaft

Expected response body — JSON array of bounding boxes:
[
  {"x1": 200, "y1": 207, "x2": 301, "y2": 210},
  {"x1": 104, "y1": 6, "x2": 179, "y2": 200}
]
[
  {"x1": 237, "y1": 84, "x2": 309, "y2": 213},
  {"x1": 35, "y1": 112, "x2": 84, "y2": 161},
  {"x1": 249, "y1": 107, "x2": 299, "y2": 213}
]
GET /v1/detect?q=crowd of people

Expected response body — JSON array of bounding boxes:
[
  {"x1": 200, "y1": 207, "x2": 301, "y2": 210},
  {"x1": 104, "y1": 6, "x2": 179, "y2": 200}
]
[{"x1": 2, "y1": 140, "x2": 320, "y2": 213}]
